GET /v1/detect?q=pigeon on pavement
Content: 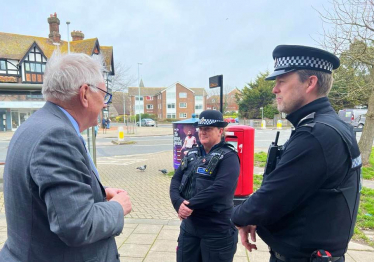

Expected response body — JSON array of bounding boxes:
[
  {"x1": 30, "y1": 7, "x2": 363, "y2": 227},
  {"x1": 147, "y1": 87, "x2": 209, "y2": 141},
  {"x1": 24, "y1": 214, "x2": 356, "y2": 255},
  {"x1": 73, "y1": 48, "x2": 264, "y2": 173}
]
[
  {"x1": 159, "y1": 169, "x2": 168, "y2": 174},
  {"x1": 136, "y1": 165, "x2": 147, "y2": 171}
]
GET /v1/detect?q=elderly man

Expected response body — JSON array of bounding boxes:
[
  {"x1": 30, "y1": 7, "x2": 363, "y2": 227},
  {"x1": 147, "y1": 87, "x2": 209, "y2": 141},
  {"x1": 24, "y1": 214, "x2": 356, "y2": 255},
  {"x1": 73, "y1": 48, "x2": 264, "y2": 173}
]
[
  {"x1": 0, "y1": 52, "x2": 131, "y2": 262},
  {"x1": 231, "y1": 45, "x2": 361, "y2": 262}
]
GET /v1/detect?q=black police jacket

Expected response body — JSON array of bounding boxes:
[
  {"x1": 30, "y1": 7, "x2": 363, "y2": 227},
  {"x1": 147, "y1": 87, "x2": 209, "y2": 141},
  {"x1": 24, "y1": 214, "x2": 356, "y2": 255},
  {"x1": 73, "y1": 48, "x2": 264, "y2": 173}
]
[
  {"x1": 170, "y1": 140, "x2": 240, "y2": 231},
  {"x1": 231, "y1": 97, "x2": 361, "y2": 258}
]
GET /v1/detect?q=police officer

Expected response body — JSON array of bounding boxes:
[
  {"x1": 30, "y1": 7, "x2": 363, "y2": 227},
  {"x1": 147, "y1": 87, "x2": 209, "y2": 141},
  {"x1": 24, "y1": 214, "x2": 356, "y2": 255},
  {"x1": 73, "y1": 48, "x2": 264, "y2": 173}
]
[
  {"x1": 170, "y1": 110, "x2": 240, "y2": 262},
  {"x1": 231, "y1": 45, "x2": 361, "y2": 262}
]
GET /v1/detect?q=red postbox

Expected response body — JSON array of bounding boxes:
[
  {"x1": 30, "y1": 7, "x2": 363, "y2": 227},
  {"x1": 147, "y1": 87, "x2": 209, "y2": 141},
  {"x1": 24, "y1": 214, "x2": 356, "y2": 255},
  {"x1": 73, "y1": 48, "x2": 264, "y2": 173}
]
[{"x1": 225, "y1": 125, "x2": 255, "y2": 204}]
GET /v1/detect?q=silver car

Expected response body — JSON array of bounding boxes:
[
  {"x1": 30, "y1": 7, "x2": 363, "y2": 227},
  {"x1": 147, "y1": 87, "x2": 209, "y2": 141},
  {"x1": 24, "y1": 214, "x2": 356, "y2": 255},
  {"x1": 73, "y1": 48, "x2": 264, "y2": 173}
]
[
  {"x1": 137, "y1": 118, "x2": 156, "y2": 127},
  {"x1": 353, "y1": 114, "x2": 366, "y2": 128}
]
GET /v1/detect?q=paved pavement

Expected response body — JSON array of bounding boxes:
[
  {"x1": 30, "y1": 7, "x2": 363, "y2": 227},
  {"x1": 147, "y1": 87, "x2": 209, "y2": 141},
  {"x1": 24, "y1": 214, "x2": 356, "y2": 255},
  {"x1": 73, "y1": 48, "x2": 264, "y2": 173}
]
[{"x1": 0, "y1": 127, "x2": 373, "y2": 261}]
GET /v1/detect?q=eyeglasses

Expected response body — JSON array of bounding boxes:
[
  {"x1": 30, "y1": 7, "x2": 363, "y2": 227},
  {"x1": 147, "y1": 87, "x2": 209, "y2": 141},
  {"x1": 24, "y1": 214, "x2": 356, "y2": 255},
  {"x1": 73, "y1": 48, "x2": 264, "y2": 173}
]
[{"x1": 87, "y1": 84, "x2": 112, "y2": 104}]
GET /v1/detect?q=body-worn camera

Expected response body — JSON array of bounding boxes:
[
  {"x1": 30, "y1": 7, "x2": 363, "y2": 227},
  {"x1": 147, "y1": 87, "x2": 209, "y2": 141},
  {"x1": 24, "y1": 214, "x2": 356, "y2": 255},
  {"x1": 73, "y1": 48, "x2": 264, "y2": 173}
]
[{"x1": 263, "y1": 131, "x2": 284, "y2": 176}]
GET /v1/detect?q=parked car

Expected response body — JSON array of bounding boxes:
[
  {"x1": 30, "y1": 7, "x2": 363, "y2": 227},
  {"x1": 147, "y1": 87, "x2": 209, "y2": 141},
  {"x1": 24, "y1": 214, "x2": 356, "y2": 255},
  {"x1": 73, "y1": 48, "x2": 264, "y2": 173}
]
[
  {"x1": 224, "y1": 117, "x2": 235, "y2": 123},
  {"x1": 137, "y1": 118, "x2": 156, "y2": 127},
  {"x1": 353, "y1": 114, "x2": 366, "y2": 128},
  {"x1": 338, "y1": 108, "x2": 367, "y2": 125}
]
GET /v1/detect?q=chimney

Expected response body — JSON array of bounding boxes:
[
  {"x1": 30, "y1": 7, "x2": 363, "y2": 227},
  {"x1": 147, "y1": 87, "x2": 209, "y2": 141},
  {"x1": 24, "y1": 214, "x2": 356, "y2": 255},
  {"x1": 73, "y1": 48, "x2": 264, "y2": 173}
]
[
  {"x1": 47, "y1": 12, "x2": 61, "y2": 43},
  {"x1": 71, "y1": 30, "x2": 85, "y2": 41}
]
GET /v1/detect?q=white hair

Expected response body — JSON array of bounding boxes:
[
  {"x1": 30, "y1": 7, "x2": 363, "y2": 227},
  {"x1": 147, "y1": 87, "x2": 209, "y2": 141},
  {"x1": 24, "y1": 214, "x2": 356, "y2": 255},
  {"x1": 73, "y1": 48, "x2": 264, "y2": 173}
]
[{"x1": 42, "y1": 51, "x2": 105, "y2": 101}]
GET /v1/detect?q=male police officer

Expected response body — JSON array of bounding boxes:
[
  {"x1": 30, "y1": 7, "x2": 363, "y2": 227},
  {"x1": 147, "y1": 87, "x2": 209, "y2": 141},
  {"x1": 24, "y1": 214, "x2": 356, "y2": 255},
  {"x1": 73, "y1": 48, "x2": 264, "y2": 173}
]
[{"x1": 231, "y1": 45, "x2": 361, "y2": 262}]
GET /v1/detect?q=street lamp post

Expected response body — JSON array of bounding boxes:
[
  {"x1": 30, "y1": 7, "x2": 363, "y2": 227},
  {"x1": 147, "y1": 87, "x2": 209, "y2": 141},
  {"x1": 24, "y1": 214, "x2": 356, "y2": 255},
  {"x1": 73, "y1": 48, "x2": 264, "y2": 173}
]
[
  {"x1": 123, "y1": 91, "x2": 126, "y2": 124},
  {"x1": 260, "y1": 107, "x2": 264, "y2": 120},
  {"x1": 66, "y1": 21, "x2": 70, "y2": 54},
  {"x1": 138, "y1": 62, "x2": 142, "y2": 127}
]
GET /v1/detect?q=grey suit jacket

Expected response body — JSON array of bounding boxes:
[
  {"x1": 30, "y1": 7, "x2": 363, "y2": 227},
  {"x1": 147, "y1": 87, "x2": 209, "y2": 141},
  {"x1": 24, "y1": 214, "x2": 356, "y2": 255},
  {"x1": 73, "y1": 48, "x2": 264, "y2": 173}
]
[{"x1": 0, "y1": 102, "x2": 124, "y2": 262}]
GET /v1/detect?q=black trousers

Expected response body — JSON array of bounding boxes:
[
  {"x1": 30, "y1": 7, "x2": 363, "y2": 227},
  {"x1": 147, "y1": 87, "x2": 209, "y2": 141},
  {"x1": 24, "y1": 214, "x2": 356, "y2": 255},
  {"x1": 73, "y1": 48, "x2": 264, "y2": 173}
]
[
  {"x1": 177, "y1": 220, "x2": 238, "y2": 262},
  {"x1": 269, "y1": 252, "x2": 345, "y2": 262}
]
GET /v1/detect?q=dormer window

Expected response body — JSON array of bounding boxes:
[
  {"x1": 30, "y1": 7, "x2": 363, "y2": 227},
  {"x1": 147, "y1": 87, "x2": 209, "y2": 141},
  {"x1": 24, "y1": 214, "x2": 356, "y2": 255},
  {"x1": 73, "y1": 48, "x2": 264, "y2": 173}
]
[{"x1": 22, "y1": 45, "x2": 47, "y2": 83}]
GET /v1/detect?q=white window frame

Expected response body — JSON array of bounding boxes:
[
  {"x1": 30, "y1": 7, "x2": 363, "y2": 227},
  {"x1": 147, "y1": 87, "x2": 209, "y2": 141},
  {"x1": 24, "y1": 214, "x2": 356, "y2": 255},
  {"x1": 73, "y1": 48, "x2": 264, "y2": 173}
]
[
  {"x1": 146, "y1": 104, "x2": 153, "y2": 109},
  {"x1": 167, "y1": 103, "x2": 175, "y2": 109},
  {"x1": 179, "y1": 102, "x2": 187, "y2": 108},
  {"x1": 179, "y1": 92, "x2": 187, "y2": 98},
  {"x1": 179, "y1": 113, "x2": 187, "y2": 118}
]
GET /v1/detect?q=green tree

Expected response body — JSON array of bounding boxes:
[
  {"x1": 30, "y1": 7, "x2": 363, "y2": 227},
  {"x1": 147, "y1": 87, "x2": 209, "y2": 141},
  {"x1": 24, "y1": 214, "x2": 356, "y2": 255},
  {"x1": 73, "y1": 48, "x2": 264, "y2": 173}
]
[
  {"x1": 236, "y1": 72, "x2": 278, "y2": 119},
  {"x1": 329, "y1": 46, "x2": 370, "y2": 111},
  {"x1": 318, "y1": 0, "x2": 374, "y2": 165}
]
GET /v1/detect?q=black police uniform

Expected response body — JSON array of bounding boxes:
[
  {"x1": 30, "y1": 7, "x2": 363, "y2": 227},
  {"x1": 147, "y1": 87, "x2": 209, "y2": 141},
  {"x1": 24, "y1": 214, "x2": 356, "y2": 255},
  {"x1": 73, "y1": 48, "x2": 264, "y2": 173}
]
[
  {"x1": 232, "y1": 97, "x2": 361, "y2": 261},
  {"x1": 170, "y1": 130, "x2": 240, "y2": 261}
]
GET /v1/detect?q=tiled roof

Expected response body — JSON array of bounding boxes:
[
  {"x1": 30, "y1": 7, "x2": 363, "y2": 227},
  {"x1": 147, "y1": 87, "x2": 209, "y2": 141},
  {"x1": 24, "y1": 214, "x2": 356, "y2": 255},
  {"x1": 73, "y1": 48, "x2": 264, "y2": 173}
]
[
  {"x1": 190, "y1": 88, "x2": 207, "y2": 96},
  {"x1": 128, "y1": 87, "x2": 164, "y2": 96},
  {"x1": 0, "y1": 32, "x2": 113, "y2": 73},
  {"x1": 100, "y1": 46, "x2": 113, "y2": 72},
  {"x1": 0, "y1": 32, "x2": 65, "y2": 60}
]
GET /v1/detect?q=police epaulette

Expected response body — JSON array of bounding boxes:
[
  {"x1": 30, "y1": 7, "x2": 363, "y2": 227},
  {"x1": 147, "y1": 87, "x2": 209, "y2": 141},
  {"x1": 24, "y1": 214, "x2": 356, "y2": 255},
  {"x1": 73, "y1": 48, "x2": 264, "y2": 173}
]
[{"x1": 223, "y1": 142, "x2": 237, "y2": 152}]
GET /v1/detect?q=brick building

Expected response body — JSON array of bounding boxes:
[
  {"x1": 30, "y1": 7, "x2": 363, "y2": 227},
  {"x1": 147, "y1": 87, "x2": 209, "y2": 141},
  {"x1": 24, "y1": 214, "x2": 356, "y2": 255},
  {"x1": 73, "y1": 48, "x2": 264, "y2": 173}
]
[
  {"x1": 206, "y1": 89, "x2": 241, "y2": 113},
  {"x1": 127, "y1": 82, "x2": 207, "y2": 120},
  {"x1": 0, "y1": 13, "x2": 114, "y2": 131}
]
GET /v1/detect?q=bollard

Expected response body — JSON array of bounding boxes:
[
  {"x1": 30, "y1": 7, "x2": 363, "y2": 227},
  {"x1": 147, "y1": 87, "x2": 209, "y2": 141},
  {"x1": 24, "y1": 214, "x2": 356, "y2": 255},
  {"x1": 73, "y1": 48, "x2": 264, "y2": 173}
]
[
  {"x1": 277, "y1": 120, "x2": 282, "y2": 129},
  {"x1": 118, "y1": 126, "x2": 125, "y2": 142},
  {"x1": 261, "y1": 120, "x2": 266, "y2": 129}
]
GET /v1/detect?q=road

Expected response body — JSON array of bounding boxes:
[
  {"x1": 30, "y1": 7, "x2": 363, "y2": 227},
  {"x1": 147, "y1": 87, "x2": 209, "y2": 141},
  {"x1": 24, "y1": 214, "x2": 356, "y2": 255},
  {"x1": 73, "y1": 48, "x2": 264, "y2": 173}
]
[{"x1": 0, "y1": 128, "x2": 364, "y2": 161}]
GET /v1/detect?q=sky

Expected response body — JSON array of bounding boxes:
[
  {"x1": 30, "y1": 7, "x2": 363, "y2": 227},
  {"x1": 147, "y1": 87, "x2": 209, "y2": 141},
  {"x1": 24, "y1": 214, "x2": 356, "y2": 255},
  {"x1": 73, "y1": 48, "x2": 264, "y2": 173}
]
[{"x1": 0, "y1": 0, "x2": 334, "y2": 92}]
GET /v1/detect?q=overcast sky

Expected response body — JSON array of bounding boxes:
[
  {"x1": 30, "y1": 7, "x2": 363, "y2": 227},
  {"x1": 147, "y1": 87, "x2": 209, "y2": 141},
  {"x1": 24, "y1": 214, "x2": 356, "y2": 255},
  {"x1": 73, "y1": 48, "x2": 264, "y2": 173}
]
[{"x1": 0, "y1": 0, "x2": 333, "y2": 92}]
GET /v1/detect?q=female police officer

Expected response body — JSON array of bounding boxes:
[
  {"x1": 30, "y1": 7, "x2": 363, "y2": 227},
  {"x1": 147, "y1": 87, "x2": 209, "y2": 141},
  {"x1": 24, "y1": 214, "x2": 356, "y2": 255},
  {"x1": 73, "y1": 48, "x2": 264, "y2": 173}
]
[{"x1": 170, "y1": 110, "x2": 240, "y2": 262}]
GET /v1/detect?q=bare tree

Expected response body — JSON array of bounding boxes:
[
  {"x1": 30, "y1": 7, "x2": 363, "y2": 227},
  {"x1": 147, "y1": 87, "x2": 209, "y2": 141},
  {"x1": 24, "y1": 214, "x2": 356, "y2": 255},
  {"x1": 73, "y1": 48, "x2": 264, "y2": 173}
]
[
  {"x1": 109, "y1": 62, "x2": 136, "y2": 121},
  {"x1": 317, "y1": 0, "x2": 374, "y2": 165},
  {"x1": 207, "y1": 85, "x2": 236, "y2": 113}
]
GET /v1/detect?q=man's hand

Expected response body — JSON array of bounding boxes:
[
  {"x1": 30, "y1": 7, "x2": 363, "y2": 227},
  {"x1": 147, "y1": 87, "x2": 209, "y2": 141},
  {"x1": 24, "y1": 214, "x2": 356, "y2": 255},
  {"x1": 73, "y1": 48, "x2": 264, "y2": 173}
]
[
  {"x1": 105, "y1": 187, "x2": 125, "y2": 201},
  {"x1": 178, "y1": 200, "x2": 193, "y2": 219},
  {"x1": 238, "y1": 225, "x2": 257, "y2": 252},
  {"x1": 110, "y1": 191, "x2": 132, "y2": 216}
]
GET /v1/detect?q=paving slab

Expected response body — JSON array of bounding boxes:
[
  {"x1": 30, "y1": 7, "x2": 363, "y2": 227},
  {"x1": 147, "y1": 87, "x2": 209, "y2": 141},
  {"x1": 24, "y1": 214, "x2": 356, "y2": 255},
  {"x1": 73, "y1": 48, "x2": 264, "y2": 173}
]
[
  {"x1": 157, "y1": 228, "x2": 180, "y2": 240},
  {"x1": 118, "y1": 243, "x2": 151, "y2": 258},
  {"x1": 125, "y1": 233, "x2": 157, "y2": 245},
  {"x1": 133, "y1": 224, "x2": 163, "y2": 234},
  {"x1": 346, "y1": 250, "x2": 374, "y2": 262},
  {"x1": 233, "y1": 256, "x2": 250, "y2": 262},
  {"x1": 150, "y1": 239, "x2": 177, "y2": 252},
  {"x1": 247, "y1": 250, "x2": 270, "y2": 262},
  {"x1": 143, "y1": 250, "x2": 176, "y2": 262},
  {"x1": 348, "y1": 241, "x2": 374, "y2": 251}
]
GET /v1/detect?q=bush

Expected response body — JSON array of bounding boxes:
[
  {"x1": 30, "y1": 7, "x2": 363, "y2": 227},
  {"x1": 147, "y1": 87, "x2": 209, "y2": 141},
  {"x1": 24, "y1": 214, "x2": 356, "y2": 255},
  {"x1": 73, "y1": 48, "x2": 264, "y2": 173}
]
[
  {"x1": 165, "y1": 118, "x2": 178, "y2": 122},
  {"x1": 134, "y1": 113, "x2": 157, "y2": 121}
]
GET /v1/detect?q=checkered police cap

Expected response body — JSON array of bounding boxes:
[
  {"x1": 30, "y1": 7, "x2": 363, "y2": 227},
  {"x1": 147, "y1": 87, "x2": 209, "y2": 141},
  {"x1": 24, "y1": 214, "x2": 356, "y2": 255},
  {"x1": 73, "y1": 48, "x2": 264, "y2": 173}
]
[
  {"x1": 266, "y1": 45, "x2": 340, "y2": 80},
  {"x1": 194, "y1": 110, "x2": 228, "y2": 128}
]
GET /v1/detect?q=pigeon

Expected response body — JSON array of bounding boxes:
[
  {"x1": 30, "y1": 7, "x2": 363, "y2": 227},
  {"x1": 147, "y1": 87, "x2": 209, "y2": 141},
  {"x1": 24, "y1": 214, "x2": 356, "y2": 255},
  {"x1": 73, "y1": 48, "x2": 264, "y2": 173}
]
[
  {"x1": 159, "y1": 169, "x2": 168, "y2": 174},
  {"x1": 136, "y1": 165, "x2": 147, "y2": 171}
]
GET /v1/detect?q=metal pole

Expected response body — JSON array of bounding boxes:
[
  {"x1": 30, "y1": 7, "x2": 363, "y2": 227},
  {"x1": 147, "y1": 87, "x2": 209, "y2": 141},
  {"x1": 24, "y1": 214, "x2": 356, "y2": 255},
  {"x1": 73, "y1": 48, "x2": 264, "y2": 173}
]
[
  {"x1": 138, "y1": 62, "x2": 142, "y2": 127},
  {"x1": 123, "y1": 90, "x2": 126, "y2": 124},
  {"x1": 220, "y1": 76, "x2": 223, "y2": 113},
  {"x1": 66, "y1": 21, "x2": 70, "y2": 54}
]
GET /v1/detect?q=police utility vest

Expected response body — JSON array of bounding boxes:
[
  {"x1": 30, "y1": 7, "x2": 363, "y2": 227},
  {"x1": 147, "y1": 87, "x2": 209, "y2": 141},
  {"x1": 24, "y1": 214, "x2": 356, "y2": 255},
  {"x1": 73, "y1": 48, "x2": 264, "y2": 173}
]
[
  {"x1": 262, "y1": 112, "x2": 362, "y2": 257},
  {"x1": 178, "y1": 142, "x2": 237, "y2": 211}
]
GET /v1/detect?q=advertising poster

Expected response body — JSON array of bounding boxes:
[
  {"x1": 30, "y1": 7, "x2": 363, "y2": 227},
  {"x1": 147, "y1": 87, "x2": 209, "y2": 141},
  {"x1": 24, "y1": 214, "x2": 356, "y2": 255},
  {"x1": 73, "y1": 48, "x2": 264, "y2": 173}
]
[{"x1": 173, "y1": 123, "x2": 200, "y2": 169}]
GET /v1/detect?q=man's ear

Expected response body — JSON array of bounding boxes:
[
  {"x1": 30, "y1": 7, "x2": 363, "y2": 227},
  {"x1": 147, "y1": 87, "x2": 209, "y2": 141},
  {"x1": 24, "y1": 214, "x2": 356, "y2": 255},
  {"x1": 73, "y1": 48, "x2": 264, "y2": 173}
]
[
  {"x1": 305, "y1": 75, "x2": 319, "y2": 94},
  {"x1": 79, "y1": 84, "x2": 89, "y2": 108}
]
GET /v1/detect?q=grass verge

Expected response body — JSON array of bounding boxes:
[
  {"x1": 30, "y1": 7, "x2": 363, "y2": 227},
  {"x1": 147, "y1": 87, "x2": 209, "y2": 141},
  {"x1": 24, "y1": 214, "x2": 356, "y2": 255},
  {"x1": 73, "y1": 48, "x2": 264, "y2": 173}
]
[{"x1": 362, "y1": 148, "x2": 374, "y2": 180}]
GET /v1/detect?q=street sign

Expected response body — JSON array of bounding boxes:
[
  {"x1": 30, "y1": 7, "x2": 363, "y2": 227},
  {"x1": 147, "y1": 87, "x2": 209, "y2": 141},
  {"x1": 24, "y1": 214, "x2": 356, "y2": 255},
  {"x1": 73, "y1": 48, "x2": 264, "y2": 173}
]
[{"x1": 209, "y1": 75, "x2": 223, "y2": 89}]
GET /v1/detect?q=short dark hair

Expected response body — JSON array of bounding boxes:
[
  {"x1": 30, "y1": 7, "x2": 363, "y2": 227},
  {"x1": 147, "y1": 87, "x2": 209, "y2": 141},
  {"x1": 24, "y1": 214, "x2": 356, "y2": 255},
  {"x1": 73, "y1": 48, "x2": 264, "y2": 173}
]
[{"x1": 296, "y1": 70, "x2": 333, "y2": 96}]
